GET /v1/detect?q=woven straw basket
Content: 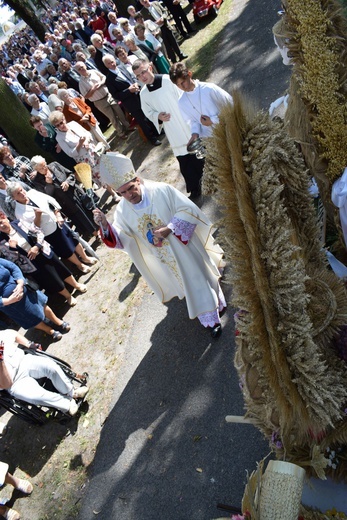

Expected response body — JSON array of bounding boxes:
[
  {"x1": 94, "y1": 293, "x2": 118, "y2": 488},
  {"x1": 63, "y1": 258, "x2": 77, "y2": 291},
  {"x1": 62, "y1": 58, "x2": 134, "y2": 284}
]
[{"x1": 260, "y1": 461, "x2": 305, "y2": 520}]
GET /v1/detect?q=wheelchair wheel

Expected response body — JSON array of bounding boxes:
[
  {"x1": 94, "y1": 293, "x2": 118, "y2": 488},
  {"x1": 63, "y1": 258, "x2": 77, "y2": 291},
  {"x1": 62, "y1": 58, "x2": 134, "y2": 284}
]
[{"x1": 0, "y1": 393, "x2": 48, "y2": 425}]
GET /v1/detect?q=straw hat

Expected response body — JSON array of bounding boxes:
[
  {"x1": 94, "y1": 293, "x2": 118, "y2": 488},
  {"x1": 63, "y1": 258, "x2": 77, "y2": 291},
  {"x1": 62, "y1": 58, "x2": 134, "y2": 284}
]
[{"x1": 99, "y1": 152, "x2": 136, "y2": 190}]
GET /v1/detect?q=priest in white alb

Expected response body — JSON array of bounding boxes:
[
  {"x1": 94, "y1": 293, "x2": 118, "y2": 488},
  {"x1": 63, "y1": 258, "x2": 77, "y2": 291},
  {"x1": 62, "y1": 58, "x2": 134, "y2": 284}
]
[
  {"x1": 93, "y1": 152, "x2": 226, "y2": 337},
  {"x1": 169, "y1": 62, "x2": 233, "y2": 140},
  {"x1": 132, "y1": 58, "x2": 204, "y2": 199}
]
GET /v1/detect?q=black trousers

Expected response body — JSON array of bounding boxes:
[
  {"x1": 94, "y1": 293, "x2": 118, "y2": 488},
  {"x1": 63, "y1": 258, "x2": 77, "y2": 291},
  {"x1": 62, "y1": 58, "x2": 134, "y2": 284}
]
[
  {"x1": 160, "y1": 25, "x2": 182, "y2": 62},
  {"x1": 131, "y1": 108, "x2": 159, "y2": 143},
  {"x1": 176, "y1": 153, "x2": 204, "y2": 195},
  {"x1": 165, "y1": 4, "x2": 193, "y2": 36},
  {"x1": 32, "y1": 252, "x2": 71, "y2": 294}
]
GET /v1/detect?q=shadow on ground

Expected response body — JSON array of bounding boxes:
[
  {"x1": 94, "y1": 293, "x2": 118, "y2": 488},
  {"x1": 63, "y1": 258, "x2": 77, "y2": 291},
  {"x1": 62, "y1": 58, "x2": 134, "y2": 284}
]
[
  {"x1": 77, "y1": 289, "x2": 269, "y2": 520},
  {"x1": 210, "y1": 0, "x2": 290, "y2": 108}
]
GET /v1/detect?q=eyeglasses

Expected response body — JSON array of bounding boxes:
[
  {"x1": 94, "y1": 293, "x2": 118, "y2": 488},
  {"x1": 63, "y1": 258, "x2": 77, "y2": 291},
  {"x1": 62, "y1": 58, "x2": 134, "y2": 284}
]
[{"x1": 135, "y1": 68, "x2": 150, "y2": 79}]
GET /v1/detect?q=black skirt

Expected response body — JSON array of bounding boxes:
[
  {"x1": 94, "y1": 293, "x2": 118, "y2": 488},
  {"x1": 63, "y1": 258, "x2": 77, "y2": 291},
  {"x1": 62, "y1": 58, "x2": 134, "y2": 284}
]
[
  {"x1": 45, "y1": 224, "x2": 77, "y2": 259},
  {"x1": 31, "y1": 251, "x2": 72, "y2": 294}
]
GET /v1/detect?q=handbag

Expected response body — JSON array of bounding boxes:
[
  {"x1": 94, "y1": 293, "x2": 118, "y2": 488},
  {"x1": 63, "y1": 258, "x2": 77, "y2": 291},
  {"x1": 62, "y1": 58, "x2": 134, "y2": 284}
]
[
  {"x1": 74, "y1": 186, "x2": 100, "y2": 211},
  {"x1": 25, "y1": 277, "x2": 40, "y2": 291},
  {"x1": 27, "y1": 229, "x2": 38, "y2": 246}
]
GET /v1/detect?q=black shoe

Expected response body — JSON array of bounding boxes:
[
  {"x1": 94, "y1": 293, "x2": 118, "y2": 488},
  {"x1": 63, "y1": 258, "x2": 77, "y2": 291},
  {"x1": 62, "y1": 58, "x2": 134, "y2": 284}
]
[
  {"x1": 179, "y1": 54, "x2": 188, "y2": 60},
  {"x1": 219, "y1": 306, "x2": 227, "y2": 318},
  {"x1": 151, "y1": 139, "x2": 162, "y2": 146},
  {"x1": 189, "y1": 190, "x2": 201, "y2": 200},
  {"x1": 211, "y1": 324, "x2": 222, "y2": 338}
]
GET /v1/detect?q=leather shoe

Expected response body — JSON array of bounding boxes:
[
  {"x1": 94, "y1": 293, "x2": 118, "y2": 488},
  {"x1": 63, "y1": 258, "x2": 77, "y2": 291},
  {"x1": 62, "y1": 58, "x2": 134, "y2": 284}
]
[
  {"x1": 179, "y1": 54, "x2": 188, "y2": 60},
  {"x1": 151, "y1": 140, "x2": 162, "y2": 146},
  {"x1": 189, "y1": 190, "x2": 201, "y2": 200},
  {"x1": 210, "y1": 324, "x2": 222, "y2": 338}
]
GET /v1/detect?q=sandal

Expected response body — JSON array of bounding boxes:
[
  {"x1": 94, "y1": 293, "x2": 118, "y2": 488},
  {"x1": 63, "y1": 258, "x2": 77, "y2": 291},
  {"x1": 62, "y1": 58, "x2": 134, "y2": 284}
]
[
  {"x1": 80, "y1": 265, "x2": 91, "y2": 274},
  {"x1": 67, "y1": 296, "x2": 77, "y2": 307},
  {"x1": 75, "y1": 284, "x2": 87, "y2": 293},
  {"x1": 3, "y1": 507, "x2": 20, "y2": 520},
  {"x1": 16, "y1": 478, "x2": 33, "y2": 495},
  {"x1": 60, "y1": 321, "x2": 70, "y2": 333},
  {"x1": 84, "y1": 257, "x2": 98, "y2": 265},
  {"x1": 52, "y1": 331, "x2": 62, "y2": 341}
]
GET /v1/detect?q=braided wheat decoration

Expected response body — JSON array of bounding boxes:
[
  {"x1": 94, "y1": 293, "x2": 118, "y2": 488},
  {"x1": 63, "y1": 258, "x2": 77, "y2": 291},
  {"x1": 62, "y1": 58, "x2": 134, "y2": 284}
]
[
  {"x1": 203, "y1": 93, "x2": 347, "y2": 478},
  {"x1": 274, "y1": 0, "x2": 347, "y2": 246}
]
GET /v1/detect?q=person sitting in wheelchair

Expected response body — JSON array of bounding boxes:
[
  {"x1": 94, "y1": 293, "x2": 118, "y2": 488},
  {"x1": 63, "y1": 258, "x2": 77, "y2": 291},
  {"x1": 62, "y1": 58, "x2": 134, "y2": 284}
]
[{"x1": 0, "y1": 329, "x2": 89, "y2": 417}]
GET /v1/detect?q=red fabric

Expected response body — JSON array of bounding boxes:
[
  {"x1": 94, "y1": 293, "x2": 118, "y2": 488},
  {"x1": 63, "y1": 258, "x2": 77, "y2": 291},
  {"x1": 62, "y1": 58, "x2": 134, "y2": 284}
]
[
  {"x1": 174, "y1": 233, "x2": 188, "y2": 245},
  {"x1": 90, "y1": 17, "x2": 107, "y2": 35},
  {"x1": 100, "y1": 223, "x2": 118, "y2": 248}
]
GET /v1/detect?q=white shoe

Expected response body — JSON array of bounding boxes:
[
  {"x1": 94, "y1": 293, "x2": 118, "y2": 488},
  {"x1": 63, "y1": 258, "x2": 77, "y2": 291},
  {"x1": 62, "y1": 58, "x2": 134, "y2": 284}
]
[
  {"x1": 84, "y1": 257, "x2": 98, "y2": 265},
  {"x1": 3, "y1": 507, "x2": 20, "y2": 520},
  {"x1": 67, "y1": 296, "x2": 77, "y2": 307},
  {"x1": 75, "y1": 283, "x2": 87, "y2": 293},
  {"x1": 73, "y1": 386, "x2": 89, "y2": 399},
  {"x1": 68, "y1": 400, "x2": 79, "y2": 416},
  {"x1": 16, "y1": 478, "x2": 33, "y2": 495},
  {"x1": 79, "y1": 265, "x2": 92, "y2": 274}
]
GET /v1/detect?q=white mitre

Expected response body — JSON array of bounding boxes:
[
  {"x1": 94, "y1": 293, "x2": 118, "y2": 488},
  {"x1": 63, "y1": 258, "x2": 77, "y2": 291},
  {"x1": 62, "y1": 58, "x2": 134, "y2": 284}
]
[{"x1": 99, "y1": 152, "x2": 136, "y2": 190}]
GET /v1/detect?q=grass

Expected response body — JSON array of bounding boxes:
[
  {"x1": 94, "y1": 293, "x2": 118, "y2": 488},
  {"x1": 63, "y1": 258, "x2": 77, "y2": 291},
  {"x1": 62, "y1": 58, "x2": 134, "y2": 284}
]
[{"x1": 181, "y1": 0, "x2": 234, "y2": 79}]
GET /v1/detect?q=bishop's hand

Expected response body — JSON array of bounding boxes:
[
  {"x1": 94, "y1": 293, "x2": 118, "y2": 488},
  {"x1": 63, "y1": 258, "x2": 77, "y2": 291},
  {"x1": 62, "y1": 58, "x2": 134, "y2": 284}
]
[{"x1": 93, "y1": 208, "x2": 108, "y2": 229}]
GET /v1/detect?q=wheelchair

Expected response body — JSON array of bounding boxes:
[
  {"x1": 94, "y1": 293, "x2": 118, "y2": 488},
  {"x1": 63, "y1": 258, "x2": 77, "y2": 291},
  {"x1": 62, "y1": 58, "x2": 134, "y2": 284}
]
[{"x1": 0, "y1": 346, "x2": 89, "y2": 425}]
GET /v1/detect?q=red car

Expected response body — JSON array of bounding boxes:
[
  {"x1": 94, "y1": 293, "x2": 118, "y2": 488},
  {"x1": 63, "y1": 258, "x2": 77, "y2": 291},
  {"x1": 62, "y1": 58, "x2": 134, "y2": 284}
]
[{"x1": 192, "y1": 0, "x2": 223, "y2": 24}]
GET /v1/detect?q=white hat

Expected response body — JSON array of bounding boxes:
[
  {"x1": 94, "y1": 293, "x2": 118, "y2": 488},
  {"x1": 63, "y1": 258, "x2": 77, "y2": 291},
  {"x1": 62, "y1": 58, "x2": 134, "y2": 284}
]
[{"x1": 99, "y1": 152, "x2": 136, "y2": 190}]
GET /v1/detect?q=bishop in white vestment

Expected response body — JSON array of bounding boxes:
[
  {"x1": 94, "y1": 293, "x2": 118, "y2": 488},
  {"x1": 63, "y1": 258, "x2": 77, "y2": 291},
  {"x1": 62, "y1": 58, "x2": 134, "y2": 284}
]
[{"x1": 94, "y1": 153, "x2": 226, "y2": 337}]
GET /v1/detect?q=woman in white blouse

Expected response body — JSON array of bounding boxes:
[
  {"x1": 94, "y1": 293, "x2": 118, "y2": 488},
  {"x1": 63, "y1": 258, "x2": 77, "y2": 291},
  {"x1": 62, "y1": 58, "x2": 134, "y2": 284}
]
[{"x1": 49, "y1": 111, "x2": 119, "y2": 202}]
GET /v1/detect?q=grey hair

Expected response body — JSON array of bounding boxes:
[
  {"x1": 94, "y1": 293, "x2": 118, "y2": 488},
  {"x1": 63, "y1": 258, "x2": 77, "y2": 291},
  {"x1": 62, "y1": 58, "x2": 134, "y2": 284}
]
[
  {"x1": 47, "y1": 83, "x2": 58, "y2": 94},
  {"x1": 124, "y1": 35, "x2": 135, "y2": 45},
  {"x1": 30, "y1": 155, "x2": 46, "y2": 169},
  {"x1": 57, "y1": 88, "x2": 69, "y2": 100},
  {"x1": 6, "y1": 181, "x2": 22, "y2": 199},
  {"x1": 49, "y1": 110, "x2": 64, "y2": 126},
  {"x1": 102, "y1": 53, "x2": 114, "y2": 65},
  {"x1": 90, "y1": 33, "x2": 102, "y2": 45},
  {"x1": 27, "y1": 94, "x2": 39, "y2": 105}
]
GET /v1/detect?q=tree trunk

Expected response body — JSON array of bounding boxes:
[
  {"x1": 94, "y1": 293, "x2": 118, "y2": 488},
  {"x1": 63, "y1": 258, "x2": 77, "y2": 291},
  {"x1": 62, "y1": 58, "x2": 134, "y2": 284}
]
[
  {"x1": 0, "y1": 79, "x2": 52, "y2": 160},
  {"x1": 3, "y1": 0, "x2": 48, "y2": 42}
]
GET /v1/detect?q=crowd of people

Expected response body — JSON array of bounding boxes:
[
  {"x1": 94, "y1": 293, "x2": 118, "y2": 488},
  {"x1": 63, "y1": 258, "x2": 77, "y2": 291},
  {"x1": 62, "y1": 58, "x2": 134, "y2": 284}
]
[
  {"x1": 0, "y1": 0, "x2": 232, "y2": 339},
  {"x1": 0, "y1": 0, "x2": 193, "y2": 145}
]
